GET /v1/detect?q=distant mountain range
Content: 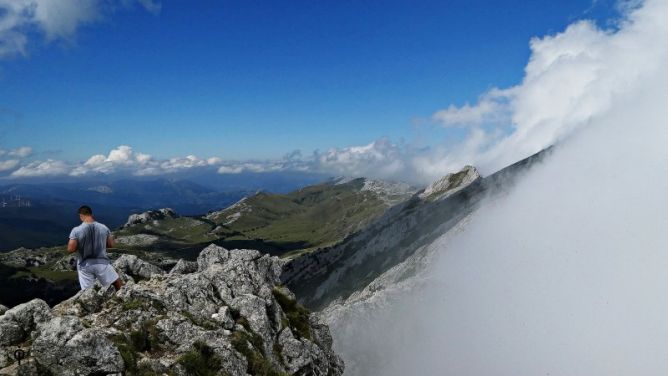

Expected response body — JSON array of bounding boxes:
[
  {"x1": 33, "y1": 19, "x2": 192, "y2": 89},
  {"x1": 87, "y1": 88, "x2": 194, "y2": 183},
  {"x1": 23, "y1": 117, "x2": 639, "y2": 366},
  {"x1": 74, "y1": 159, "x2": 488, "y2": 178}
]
[{"x1": 0, "y1": 172, "x2": 326, "y2": 251}]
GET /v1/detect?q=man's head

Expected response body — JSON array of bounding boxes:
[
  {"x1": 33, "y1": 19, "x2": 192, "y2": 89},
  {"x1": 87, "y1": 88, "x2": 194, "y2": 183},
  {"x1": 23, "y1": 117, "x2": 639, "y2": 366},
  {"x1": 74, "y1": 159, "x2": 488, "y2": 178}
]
[{"x1": 78, "y1": 205, "x2": 93, "y2": 221}]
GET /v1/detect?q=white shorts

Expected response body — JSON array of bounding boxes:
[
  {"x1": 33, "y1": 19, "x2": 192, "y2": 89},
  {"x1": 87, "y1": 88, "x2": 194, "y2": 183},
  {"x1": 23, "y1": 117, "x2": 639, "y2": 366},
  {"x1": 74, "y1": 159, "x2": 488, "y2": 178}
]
[{"x1": 77, "y1": 263, "x2": 120, "y2": 290}]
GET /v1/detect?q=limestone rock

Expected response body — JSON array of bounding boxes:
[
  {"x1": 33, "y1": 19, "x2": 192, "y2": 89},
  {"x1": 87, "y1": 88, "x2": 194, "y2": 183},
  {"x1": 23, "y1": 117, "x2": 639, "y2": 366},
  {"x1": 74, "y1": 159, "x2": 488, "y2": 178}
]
[
  {"x1": 122, "y1": 208, "x2": 179, "y2": 228},
  {"x1": 169, "y1": 259, "x2": 198, "y2": 274},
  {"x1": 1, "y1": 299, "x2": 52, "y2": 334},
  {"x1": 32, "y1": 316, "x2": 123, "y2": 376},
  {"x1": 113, "y1": 254, "x2": 165, "y2": 281},
  {"x1": 0, "y1": 244, "x2": 344, "y2": 376}
]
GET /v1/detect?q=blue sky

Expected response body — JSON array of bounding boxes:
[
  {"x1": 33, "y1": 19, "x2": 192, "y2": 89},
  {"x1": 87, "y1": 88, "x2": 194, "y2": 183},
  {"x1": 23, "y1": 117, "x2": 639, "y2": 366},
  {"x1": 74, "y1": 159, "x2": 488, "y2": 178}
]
[{"x1": 0, "y1": 0, "x2": 621, "y2": 180}]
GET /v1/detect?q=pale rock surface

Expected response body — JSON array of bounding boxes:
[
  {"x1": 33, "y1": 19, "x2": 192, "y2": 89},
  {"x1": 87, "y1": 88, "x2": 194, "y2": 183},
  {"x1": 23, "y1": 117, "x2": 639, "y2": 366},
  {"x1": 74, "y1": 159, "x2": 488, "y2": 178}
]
[{"x1": 0, "y1": 244, "x2": 344, "y2": 376}]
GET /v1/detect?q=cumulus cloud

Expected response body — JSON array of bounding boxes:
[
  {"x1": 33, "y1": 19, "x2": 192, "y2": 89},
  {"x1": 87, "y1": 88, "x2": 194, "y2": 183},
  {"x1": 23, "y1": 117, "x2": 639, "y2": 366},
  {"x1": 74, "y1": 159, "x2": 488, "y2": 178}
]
[
  {"x1": 332, "y1": 1, "x2": 668, "y2": 374},
  {"x1": 73, "y1": 145, "x2": 225, "y2": 177},
  {"x1": 0, "y1": 146, "x2": 31, "y2": 158},
  {"x1": 10, "y1": 159, "x2": 69, "y2": 177},
  {"x1": 0, "y1": 0, "x2": 160, "y2": 59},
  {"x1": 0, "y1": 145, "x2": 33, "y2": 174},
  {"x1": 423, "y1": 2, "x2": 668, "y2": 175},
  {"x1": 0, "y1": 159, "x2": 19, "y2": 172},
  {"x1": 1, "y1": 145, "x2": 231, "y2": 178},
  {"x1": 7, "y1": 146, "x2": 32, "y2": 158},
  {"x1": 432, "y1": 89, "x2": 510, "y2": 127}
]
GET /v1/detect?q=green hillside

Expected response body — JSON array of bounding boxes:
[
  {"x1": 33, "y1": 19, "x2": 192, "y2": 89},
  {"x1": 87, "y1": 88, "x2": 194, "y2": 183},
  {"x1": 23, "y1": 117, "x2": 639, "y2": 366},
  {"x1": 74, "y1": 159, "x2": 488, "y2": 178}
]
[{"x1": 114, "y1": 178, "x2": 415, "y2": 258}]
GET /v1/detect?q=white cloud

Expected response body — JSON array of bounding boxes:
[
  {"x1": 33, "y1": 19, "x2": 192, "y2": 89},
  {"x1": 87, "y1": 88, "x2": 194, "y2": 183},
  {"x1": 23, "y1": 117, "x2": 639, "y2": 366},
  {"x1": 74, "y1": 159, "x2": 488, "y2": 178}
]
[
  {"x1": 0, "y1": 146, "x2": 33, "y2": 174},
  {"x1": 432, "y1": 89, "x2": 509, "y2": 127},
  {"x1": 0, "y1": 159, "x2": 19, "y2": 172},
  {"x1": 0, "y1": 145, "x2": 233, "y2": 178},
  {"x1": 0, "y1": 0, "x2": 160, "y2": 59},
  {"x1": 217, "y1": 165, "x2": 244, "y2": 174},
  {"x1": 310, "y1": 139, "x2": 408, "y2": 180},
  {"x1": 7, "y1": 146, "x2": 32, "y2": 158},
  {"x1": 424, "y1": 1, "x2": 668, "y2": 175},
  {"x1": 10, "y1": 159, "x2": 69, "y2": 177},
  {"x1": 77, "y1": 146, "x2": 218, "y2": 176}
]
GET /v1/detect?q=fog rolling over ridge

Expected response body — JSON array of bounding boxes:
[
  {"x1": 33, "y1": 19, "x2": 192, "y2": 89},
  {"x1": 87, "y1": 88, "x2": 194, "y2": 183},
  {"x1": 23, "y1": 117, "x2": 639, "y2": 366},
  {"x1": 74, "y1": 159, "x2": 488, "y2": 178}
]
[{"x1": 331, "y1": 1, "x2": 668, "y2": 375}]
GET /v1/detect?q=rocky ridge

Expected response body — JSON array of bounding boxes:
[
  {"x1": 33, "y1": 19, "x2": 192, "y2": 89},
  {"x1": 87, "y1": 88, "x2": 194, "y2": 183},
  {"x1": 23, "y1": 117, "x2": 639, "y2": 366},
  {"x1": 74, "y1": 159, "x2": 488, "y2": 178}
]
[
  {"x1": 0, "y1": 244, "x2": 343, "y2": 376},
  {"x1": 122, "y1": 208, "x2": 180, "y2": 228},
  {"x1": 281, "y1": 165, "x2": 483, "y2": 309}
]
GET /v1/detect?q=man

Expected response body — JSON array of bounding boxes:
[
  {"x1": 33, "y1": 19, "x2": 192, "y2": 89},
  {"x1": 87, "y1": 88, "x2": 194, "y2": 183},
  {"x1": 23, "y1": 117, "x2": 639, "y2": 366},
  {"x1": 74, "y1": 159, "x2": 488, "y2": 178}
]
[{"x1": 67, "y1": 205, "x2": 123, "y2": 291}]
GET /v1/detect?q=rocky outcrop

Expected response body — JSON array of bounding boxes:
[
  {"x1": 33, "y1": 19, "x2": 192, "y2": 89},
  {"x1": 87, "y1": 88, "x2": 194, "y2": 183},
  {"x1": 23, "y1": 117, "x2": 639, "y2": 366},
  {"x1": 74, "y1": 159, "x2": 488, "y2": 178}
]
[
  {"x1": 113, "y1": 254, "x2": 165, "y2": 281},
  {"x1": 282, "y1": 165, "x2": 483, "y2": 309},
  {"x1": 0, "y1": 244, "x2": 344, "y2": 376},
  {"x1": 170, "y1": 259, "x2": 198, "y2": 274},
  {"x1": 0, "y1": 248, "x2": 62, "y2": 269},
  {"x1": 417, "y1": 165, "x2": 480, "y2": 200},
  {"x1": 122, "y1": 208, "x2": 179, "y2": 228}
]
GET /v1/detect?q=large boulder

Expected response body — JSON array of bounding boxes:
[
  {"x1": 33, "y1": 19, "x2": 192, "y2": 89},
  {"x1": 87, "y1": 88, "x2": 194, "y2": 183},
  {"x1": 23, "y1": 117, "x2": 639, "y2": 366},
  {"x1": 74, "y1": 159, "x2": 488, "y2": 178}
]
[
  {"x1": 113, "y1": 254, "x2": 165, "y2": 281},
  {"x1": 31, "y1": 316, "x2": 124, "y2": 376},
  {"x1": 1, "y1": 299, "x2": 52, "y2": 335}
]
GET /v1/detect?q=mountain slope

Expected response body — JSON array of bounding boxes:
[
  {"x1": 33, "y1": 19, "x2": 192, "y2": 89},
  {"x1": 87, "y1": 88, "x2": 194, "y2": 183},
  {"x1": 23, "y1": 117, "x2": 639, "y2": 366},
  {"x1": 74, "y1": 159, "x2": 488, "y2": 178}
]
[
  {"x1": 281, "y1": 150, "x2": 552, "y2": 310},
  {"x1": 114, "y1": 178, "x2": 417, "y2": 258}
]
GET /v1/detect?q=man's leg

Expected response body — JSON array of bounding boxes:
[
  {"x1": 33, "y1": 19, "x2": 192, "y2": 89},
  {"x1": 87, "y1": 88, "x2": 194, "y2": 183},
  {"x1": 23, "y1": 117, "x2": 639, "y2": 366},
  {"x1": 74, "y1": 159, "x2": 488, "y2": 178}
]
[
  {"x1": 97, "y1": 264, "x2": 124, "y2": 291},
  {"x1": 77, "y1": 265, "x2": 95, "y2": 290}
]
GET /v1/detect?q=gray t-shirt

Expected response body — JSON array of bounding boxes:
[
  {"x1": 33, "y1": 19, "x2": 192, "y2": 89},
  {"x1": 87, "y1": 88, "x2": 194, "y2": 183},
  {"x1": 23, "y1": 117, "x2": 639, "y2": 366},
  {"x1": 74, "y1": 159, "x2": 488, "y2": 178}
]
[{"x1": 69, "y1": 221, "x2": 111, "y2": 266}]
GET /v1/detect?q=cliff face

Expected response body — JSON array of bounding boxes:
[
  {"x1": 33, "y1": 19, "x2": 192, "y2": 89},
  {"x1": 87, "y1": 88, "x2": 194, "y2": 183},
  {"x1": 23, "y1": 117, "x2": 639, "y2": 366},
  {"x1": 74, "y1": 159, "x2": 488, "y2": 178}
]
[
  {"x1": 0, "y1": 244, "x2": 344, "y2": 376},
  {"x1": 281, "y1": 166, "x2": 483, "y2": 310}
]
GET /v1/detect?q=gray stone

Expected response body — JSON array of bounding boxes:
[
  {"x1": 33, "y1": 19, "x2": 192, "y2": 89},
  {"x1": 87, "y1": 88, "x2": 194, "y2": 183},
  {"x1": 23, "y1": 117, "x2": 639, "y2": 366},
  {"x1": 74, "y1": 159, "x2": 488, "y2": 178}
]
[
  {"x1": 122, "y1": 208, "x2": 179, "y2": 228},
  {"x1": 0, "y1": 345, "x2": 10, "y2": 368},
  {"x1": 113, "y1": 254, "x2": 164, "y2": 281},
  {"x1": 2, "y1": 299, "x2": 52, "y2": 334},
  {"x1": 32, "y1": 316, "x2": 123, "y2": 376},
  {"x1": 169, "y1": 259, "x2": 198, "y2": 274},
  {"x1": 231, "y1": 294, "x2": 273, "y2": 347},
  {"x1": 211, "y1": 306, "x2": 235, "y2": 330},
  {"x1": 52, "y1": 285, "x2": 116, "y2": 317},
  {"x1": 196, "y1": 244, "x2": 230, "y2": 271},
  {"x1": 0, "y1": 320, "x2": 25, "y2": 346}
]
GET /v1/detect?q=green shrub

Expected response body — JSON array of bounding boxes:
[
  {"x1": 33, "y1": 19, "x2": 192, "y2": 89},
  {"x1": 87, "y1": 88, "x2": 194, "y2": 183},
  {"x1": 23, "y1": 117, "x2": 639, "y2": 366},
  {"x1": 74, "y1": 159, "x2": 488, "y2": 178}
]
[
  {"x1": 178, "y1": 341, "x2": 222, "y2": 376},
  {"x1": 122, "y1": 299, "x2": 143, "y2": 311},
  {"x1": 272, "y1": 288, "x2": 311, "y2": 340},
  {"x1": 110, "y1": 320, "x2": 161, "y2": 375},
  {"x1": 230, "y1": 331, "x2": 286, "y2": 376}
]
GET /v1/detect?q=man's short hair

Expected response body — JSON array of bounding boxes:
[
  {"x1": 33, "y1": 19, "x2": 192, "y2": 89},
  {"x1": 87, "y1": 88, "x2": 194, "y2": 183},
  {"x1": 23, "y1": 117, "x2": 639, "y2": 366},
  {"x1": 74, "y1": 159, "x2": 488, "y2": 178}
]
[{"x1": 78, "y1": 205, "x2": 93, "y2": 216}]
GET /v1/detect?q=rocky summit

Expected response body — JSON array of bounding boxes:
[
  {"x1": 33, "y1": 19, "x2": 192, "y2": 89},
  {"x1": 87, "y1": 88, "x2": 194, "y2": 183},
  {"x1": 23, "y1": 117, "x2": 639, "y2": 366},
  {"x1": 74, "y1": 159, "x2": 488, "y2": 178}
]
[
  {"x1": 0, "y1": 244, "x2": 344, "y2": 376},
  {"x1": 122, "y1": 208, "x2": 180, "y2": 228}
]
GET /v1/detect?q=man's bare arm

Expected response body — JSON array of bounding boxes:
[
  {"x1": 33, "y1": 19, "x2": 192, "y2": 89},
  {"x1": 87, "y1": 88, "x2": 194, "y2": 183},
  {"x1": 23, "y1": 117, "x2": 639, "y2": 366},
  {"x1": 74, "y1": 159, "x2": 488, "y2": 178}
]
[
  {"x1": 106, "y1": 235, "x2": 115, "y2": 248},
  {"x1": 67, "y1": 239, "x2": 78, "y2": 253}
]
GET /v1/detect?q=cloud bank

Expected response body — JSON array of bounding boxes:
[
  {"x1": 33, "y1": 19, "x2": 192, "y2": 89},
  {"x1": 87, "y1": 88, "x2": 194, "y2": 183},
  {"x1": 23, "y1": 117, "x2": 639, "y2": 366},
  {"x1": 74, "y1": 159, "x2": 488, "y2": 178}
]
[
  {"x1": 331, "y1": 0, "x2": 668, "y2": 374},
  {"x1": 0, "y1": 0, "x2": 160, "y2": 59}
]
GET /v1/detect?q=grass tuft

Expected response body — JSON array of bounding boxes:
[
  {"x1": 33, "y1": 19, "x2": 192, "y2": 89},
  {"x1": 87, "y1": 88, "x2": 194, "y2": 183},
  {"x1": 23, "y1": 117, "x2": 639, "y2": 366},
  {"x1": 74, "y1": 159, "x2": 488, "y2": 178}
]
[
  {"x1": 177, "y1": 341, "x2": 222, "y2": 376},
  {"x1": 272, "y1": 288, "x2": 311, "y2": 340}
]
